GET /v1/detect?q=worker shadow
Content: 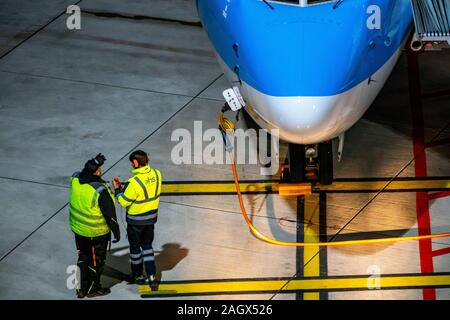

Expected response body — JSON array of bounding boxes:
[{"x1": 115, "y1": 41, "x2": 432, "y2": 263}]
[
  {"x1": 154, "y1": 243, "x2": 189, "y2": 282},
  {"x1": 102, "y1": 243, "x2": 189, "y2": 289}
]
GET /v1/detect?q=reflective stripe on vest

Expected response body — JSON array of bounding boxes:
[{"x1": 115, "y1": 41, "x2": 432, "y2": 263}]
[
  {"x1": 91, "y1": 185, "x2": 105, "y2": 208},
  {"x1": 118, "y1": 192, "x2": 134, "y2": 203},
  {"x1": 69, "y1": 204, "x2": 104, "y2": 221},
  {"x1": 127, "y1": 210, "x2": 158, "y2": 221}
]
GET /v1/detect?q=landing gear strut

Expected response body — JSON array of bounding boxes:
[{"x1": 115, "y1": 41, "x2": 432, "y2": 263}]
[{"x1": 283, "y1": 141, "x2": 334, "y2": 185}]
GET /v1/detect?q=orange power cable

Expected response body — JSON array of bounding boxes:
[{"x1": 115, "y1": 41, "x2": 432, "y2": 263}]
[{"x1": 228, "y1": 151, "x2": 450, "y2": 247}]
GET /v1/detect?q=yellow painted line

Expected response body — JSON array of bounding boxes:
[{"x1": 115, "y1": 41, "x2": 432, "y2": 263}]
[
  {"x1": 139, "y1": 274, "x2": 450, "y2": 296},
  {"x1": 160, "y1": 178, "x2": 450, "y2": 195},
  {"x1": 162, "y1": 181, "x2": 276, "y2": 194},
  {"x1": 303, "y1": 194, "x2": 320, "y2": 300},
  {"x1": 317, "y1": 179, "x2": 450, "y2": 192}
]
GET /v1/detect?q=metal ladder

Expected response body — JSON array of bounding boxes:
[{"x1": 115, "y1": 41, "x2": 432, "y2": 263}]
[{"x1": 410, "y1": 0, "x2": 450, "y2": 50}]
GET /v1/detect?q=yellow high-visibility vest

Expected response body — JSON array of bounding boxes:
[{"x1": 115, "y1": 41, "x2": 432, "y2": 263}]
[
  {"x1": 69, "y1": 173, "x2": 115, "y2": 237},
  {"x1": 116, "y1": 165, "x2": 162, "y2": 225}
]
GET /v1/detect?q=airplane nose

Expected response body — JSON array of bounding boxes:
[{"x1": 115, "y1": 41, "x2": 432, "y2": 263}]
[
  {"x1": 245, "y1": 89, "x2": 345, "y2": 145},
  {"x1": 273, "y1": 97, "x2": 340, "y2": 144}
]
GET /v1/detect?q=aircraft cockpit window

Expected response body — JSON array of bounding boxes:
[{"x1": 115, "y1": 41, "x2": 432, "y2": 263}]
[
  {"x1": 266, "y1": 0, "x2": 299, "y2": 4},
  {"x1": 308, "y1": 0, "x2": 334, "y2": 4},
  {"x1": 266, "y1": 0, "x2": 336, "y2": 6}
]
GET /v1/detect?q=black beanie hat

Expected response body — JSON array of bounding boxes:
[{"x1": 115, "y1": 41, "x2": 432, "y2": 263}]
[{"x1": 83, "y1": 153, "x2": 106, "y2": 173}]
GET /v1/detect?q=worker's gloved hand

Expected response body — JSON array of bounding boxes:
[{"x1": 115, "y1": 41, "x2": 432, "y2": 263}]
[
  {"x1": 112, "y1": 234, "x2": 120, "y2": 243},
  {"x1": 112, "y1": 177, "x2": 123, "y2": 189}
]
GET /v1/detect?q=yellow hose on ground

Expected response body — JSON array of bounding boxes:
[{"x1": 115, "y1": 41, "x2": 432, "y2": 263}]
[{"x1": 218, "y1": 111, "x2": 450, "y2": 247}]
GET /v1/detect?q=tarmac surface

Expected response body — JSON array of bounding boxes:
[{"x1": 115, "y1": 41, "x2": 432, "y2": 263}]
[{"x1": 0, "y1": 0, "x2": 449, "y2": 300}]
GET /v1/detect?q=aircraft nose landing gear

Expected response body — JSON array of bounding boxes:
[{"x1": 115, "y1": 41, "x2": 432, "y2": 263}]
[{"x1": 284, "y1": 141, "x2": 334, "y2": 185}]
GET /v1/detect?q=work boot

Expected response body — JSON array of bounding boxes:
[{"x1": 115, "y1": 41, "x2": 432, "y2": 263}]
[
  {"x1": 76, "y1": 290, "x2": 86, "y2": 299},
  {"x1": 86, "y1": 287, "x2": 111, "y2": 298},
  {"x1": 123, "y1": 273, "x2": 135, "y2": 284},
  {"x1": 134, "y1": 275, "x2": 147, "y2": 285}
]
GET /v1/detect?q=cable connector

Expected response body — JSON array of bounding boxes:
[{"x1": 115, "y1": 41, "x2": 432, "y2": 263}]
[
  {"x1": 222, "y1": 87, "x2": 245, "y2": 111},
  {"x1": 221, "y1": 103, "x2": 231, "y2": 113},
  {"x1": 221, "y1": 130, "x2": 234, "y2": 152}
]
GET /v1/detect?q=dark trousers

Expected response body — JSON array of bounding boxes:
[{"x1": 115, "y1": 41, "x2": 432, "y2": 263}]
[
  {"x1": 74, "y1": 233, "x2": 110, "y2": 293},
  {"x1": 127, "y1": 224, "x2": 156, "y2": 277}
]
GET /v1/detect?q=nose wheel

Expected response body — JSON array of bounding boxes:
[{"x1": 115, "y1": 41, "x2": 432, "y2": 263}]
[{"x1": 283, "y1": 141, "x2": 334, "y2": 185}]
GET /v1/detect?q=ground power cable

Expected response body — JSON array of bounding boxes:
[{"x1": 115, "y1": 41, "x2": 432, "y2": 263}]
[
  {"x1": 266, "y1": 120, "x2": 450, "y2": 299},
  {"x1": 218, "y1": 109, "x2": 450, "y2": 297}
]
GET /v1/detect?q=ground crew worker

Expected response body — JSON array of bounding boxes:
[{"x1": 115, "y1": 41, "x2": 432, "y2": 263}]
[
  {"x1": 69, "y1": 153, "x2": 120, "y2": 298},
  {"x1": 112, "y1": 150, "x2": 162, "y2": 285}
]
